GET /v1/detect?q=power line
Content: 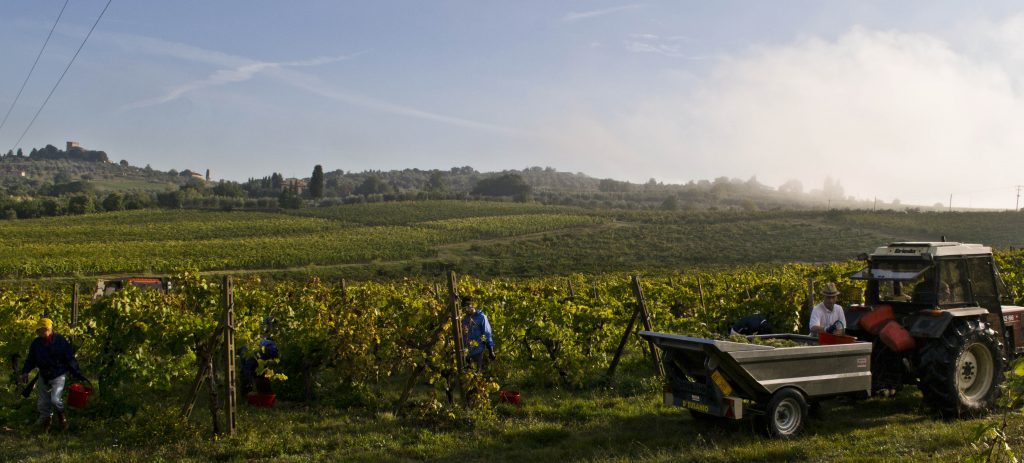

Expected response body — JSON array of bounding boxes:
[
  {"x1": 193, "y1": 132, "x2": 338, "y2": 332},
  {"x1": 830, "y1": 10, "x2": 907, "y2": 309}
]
[
  {"x1": 9, "y1": 0, "x2": 113, "y2": 154},
  {"x1": 0, "y1": 0, "x2": 70, "y2": 136}
]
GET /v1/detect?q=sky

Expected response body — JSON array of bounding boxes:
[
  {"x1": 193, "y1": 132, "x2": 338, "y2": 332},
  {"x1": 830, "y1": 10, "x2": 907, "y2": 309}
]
[{"x1": 1, "y1": 1, "x2": 1024, "y2": 208}]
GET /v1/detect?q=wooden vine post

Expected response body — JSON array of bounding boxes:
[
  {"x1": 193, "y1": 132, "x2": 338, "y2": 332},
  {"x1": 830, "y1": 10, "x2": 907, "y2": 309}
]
[
  {"x1": 222, "y1": 276, "x2": 237, "y2": 436},
  {"x1": 69, "y1": 283, "x2": 79, "y2": 350},
  {"x1": 606, "y1": 303, "x2": 641, "y2": 379},
  {"x1": 446, "y1": 271, "x2": 465, "y2": 401},
  {"x1": 206, "y1": 352, "x2": 220, "y2": 435},
  {"x1": 607, "y1": 275, "x2": 665, "y2": 379},
  {"x1": 181, "y1": 277, "x2": 238, "y2": 436},
  {"x1": 71, "y1": 283, "x2": 79, "y2": 326},
  {"x1": 806, "y1": 278, "x2": 815, "y2": 312},
  {"x1": 631, "y1": 276, "x2": 665, "y2": 378},
  {"x1": 697, "y1": 275, "x2": 708, "y2": 317},
  {"x1": 805, "y1": 278, "x2": 816, "y2": 332},
  {"x1": 182, "y1": 325, "x2": 225, "y2": 421}
]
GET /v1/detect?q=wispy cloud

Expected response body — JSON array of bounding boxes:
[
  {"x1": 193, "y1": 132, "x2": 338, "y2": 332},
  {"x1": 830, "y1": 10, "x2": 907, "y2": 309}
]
[
  {"x1": 122, "y1": 54, "x2": 358, "y2": 109},
  {"x1": 273, "y1": 70, "x2": 529, "y2": 136},
  {"x1": 562, "y1": 4, "x2": 644, "y2": 23},
  {"x1": 624, "y1": 33, "x2": 707, "y2": 59},
  {"x1": 107, "y1": 32, "x2": 525, "y2": 135},
  {"x1": 97, "y1": 29, "x2": 251, "y2": 68}
]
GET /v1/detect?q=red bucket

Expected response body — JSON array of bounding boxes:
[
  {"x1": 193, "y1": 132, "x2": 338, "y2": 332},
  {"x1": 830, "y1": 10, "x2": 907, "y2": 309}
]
[
  {"x1": 67, "y1": 383, "x2": 93, "y2": 409},
  {"x1": 859, "y1": 304, "x2": 895, "y2": 334},
  {"x1": 818, "y1": 332, "x2": 857, "y2": 345},
  {"x1": 878, "y1": 320, "x2": 916, "y2": 352},
  {"x1": 499, "y1": 390, "x2": 521, "y2": 405},
  {"x1": 247, "y1": 393, "x2": 276, "y2": 407}
]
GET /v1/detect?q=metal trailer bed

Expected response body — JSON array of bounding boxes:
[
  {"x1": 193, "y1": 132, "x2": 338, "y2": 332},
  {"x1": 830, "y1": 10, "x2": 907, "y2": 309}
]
[{"x1": 638, "y1": 331, "x2": 873, "y2": 437}]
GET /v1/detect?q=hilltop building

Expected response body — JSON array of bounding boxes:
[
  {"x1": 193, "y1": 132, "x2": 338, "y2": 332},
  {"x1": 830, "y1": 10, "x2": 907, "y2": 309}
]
[{"x1": 285, "y1": 178, "x2": 308, "y2": 194}]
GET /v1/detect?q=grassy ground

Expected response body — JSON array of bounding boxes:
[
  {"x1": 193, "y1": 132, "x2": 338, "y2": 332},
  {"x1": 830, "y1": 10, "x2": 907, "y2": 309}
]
[{"x1": 1, "y1": 386, "x2": 1020, "y2": 462}]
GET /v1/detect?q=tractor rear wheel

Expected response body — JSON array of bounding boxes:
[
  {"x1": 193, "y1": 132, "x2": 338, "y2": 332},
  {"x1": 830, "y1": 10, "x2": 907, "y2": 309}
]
[{"x1": 917, "y1": 317, "x2": 1004, "y2": 417}]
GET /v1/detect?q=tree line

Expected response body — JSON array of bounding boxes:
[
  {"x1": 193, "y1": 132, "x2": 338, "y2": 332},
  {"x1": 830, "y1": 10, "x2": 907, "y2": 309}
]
[{"x1": 0, "y1": 142, "x2": 927, "y2": 220}]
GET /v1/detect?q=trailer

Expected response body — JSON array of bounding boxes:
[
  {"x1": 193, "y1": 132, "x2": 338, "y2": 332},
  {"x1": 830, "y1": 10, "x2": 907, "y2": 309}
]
[{"x1": 638, "y1": 330, "x2": 873, "y2": 438}]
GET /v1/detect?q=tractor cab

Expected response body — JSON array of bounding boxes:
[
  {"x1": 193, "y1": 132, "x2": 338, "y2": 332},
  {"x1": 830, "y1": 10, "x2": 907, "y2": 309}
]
[{"x1": 851, "y1": 242, "x2": 1004, "y2": 313}]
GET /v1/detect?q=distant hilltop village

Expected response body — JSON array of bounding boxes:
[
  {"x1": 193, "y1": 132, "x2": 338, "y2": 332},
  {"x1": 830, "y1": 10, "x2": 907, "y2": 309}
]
[
  {"x1": 68, "y1": 141, "x2": 214, "y2": 182},
  {"x1": 0, "y1": 140, "x2": 110, "y2": 163},
  {"x1": 3, "y1": 140, "x2": 214, "y2": 181}
]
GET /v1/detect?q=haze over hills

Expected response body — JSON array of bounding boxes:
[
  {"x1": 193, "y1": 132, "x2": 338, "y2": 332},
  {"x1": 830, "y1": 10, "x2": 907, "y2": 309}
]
[{"x1": 0, "y1": 142, "x2": 956, "y2": 219}]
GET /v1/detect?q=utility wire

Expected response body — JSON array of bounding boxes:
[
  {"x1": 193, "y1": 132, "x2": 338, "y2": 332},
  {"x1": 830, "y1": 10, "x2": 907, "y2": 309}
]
[
  {"x1": 10, "y1": 0, "x2": 113, "y2": 154},
  {"x1": 0, "y1": 0, "x2": 71, "y2": 137}
]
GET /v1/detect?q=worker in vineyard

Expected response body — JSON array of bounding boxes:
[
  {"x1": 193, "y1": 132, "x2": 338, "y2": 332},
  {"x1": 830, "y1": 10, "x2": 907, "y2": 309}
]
[
  {"x1": 809, "y1": 283, "x2": 846, "y2": 335},
  {"x1": 461, "y1": 295, "x2": 495, "y2": 373},
  {"x1": 730, "y1": 313, "x2": 771, "y2": 336},
  {"x1": 240, "y1": 316, "x2": 280, "y2": 395},
  {"x1": 18, "y1": 318, "x2": 87, "y2": 433}
]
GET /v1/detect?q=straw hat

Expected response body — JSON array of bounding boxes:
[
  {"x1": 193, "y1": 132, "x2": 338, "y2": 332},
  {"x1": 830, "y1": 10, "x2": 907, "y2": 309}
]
[{"x1": 820, "y1": 283, "x2": 840, "y2": 297}]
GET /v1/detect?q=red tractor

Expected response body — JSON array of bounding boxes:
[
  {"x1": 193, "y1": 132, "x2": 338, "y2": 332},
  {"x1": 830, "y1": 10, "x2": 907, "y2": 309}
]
[{"x1": 848, "y1": 241, "x2": 1024, "y2": 416}]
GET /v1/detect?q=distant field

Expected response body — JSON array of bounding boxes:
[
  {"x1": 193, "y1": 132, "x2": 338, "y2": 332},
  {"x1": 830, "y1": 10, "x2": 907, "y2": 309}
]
[
  {"x1": 286, "y1": 200, "x2": 576, "y2": 225},
  {"x1": 4, "y1": 202, "x2": 1024, "y2": 281},
  {"x1": 0, "y1": 206, "x2": 601, "y2": 279},
  {"x1": 829, "y1": 210, "x2": 1024, "y2": 247}
]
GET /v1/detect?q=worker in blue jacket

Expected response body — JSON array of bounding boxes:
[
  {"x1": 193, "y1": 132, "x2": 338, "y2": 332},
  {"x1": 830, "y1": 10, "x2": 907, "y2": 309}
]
[
  {"x1": 730, "y1": 313, "x2": 771, "y2": 336},
  {"x1": 461, "y1": 295, "x2": 495, "y2": 373},
  {"x1": 240, "y1": 316, "x2": 280, "y2": 395},
  {"x1": 19, "y1": 318, "x2": 87, "y2": 432}
]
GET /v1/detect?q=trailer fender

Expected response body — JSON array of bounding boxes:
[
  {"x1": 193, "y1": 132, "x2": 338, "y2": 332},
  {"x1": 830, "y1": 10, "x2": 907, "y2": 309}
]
[{"x1": 908, "y1": 308, "x2": 989, "y2": 339}]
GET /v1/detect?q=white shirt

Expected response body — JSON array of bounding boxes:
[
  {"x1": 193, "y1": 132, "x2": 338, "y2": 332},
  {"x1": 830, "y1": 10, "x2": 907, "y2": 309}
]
[{"x1": 809, "y1": 302, "x2": 846, "y2": 333}]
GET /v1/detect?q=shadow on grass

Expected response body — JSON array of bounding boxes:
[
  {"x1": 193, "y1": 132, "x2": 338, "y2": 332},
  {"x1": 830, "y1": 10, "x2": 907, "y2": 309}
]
[
  {"x1": 412, "y1": 389, "x2": 964, "y2": 463},
  {"x1": 0, "y1": 386, "x2": 1012, "y2": 462}
]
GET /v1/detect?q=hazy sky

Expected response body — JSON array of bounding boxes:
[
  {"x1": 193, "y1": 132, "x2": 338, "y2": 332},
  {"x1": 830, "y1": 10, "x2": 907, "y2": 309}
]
[{"x1": 2, "y1": 1, "x2": 1024, "y2": 208}]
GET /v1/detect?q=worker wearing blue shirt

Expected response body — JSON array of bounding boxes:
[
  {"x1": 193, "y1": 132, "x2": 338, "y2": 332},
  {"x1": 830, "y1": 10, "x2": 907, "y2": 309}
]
[
  {"x1": 461, "y1": 295, "x2": 495, "y2": 373},
  {"x1": 240, "y1": 316, "x2": 280, "y2": 395}
]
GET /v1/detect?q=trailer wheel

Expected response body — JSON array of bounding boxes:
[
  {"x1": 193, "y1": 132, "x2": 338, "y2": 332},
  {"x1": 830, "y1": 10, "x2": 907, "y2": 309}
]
[
  {"x1": 917, "y1": 317, "x2": 1004, "y2": 417},
  {"x1": 761, "y1": 388, "x2": 808, "y2": 438}
]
